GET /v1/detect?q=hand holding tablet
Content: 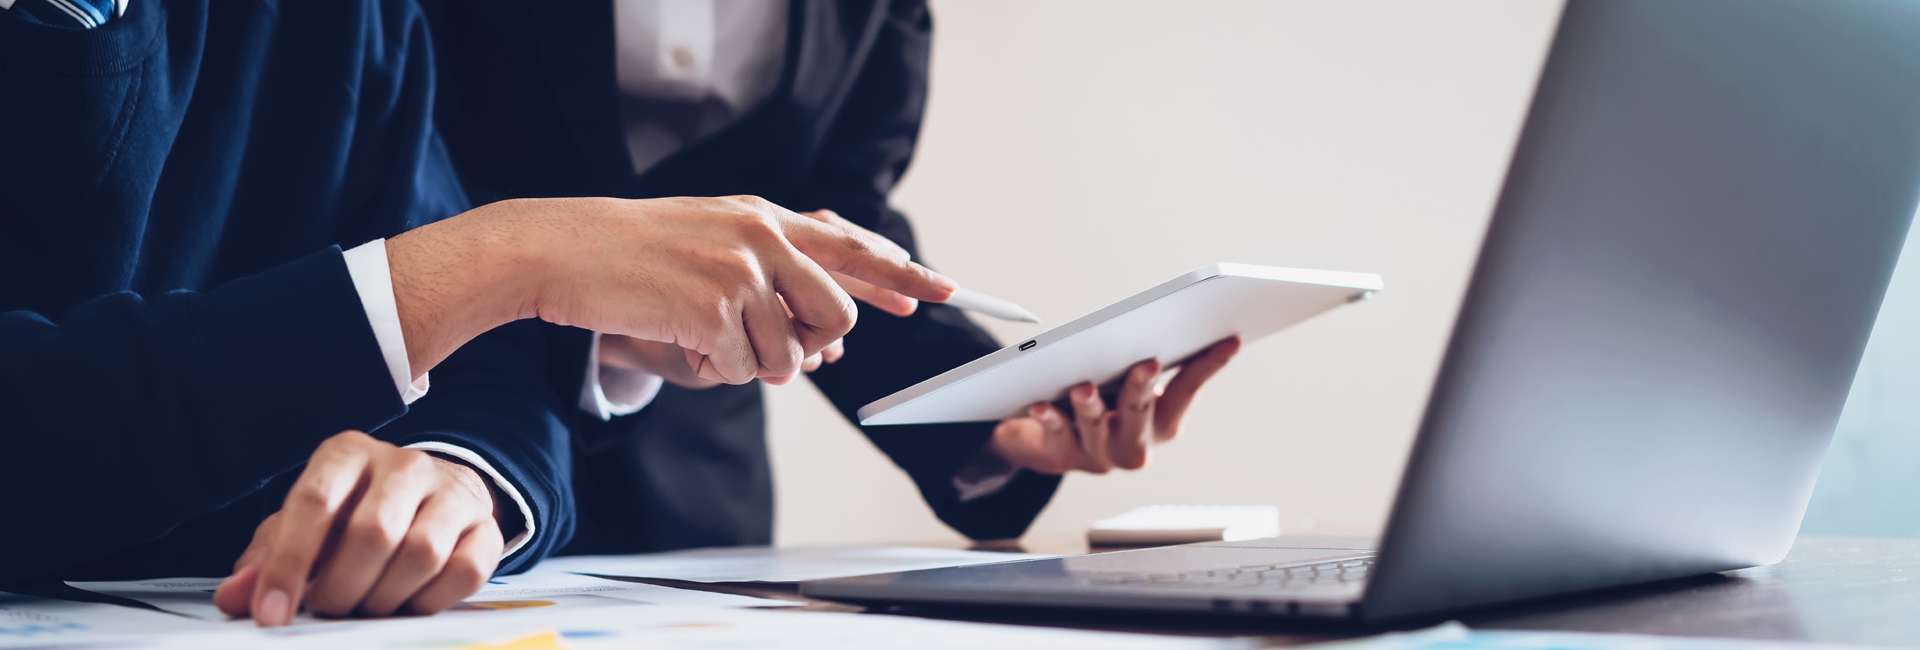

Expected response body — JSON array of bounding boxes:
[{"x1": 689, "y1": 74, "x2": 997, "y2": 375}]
[
  {"x1": 986, "y1": 336, "x2": 1244, "y2": 474},
  {"x1": 863, "y1": 263, "x2": 1383, "y2": 426}
]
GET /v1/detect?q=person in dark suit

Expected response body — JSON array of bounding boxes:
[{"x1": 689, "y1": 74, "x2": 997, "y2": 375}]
[
  {"x1": 421, "y1": 0, "x2": 1242, "y2": 553},
  {"x1": 0, "y1": 0, "x2": 954, "y2": 625}
]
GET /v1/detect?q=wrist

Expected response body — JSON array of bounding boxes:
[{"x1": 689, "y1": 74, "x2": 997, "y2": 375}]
[
  {"x1": 426, "y1": 454, "x2": 491, "y2": 505},
  {"x1": 386, "y1": 203, "x2": 546, "y2": 374},
  {"x1": 425, "y1": 453, "x2": 513, "y2": 538}
]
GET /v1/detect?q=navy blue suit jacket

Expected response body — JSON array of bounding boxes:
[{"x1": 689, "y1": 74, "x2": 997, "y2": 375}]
[
  {"x1": 0, "y1": 0, "x2": 571, "y2": 584},
  {"x1": 421, "y1": 0, "x2": 1061, "y2": 552}
]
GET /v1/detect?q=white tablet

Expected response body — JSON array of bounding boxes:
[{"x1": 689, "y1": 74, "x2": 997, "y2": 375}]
[{"x1": 858, "y1": 263, "x2": 1384, "y2": 425}]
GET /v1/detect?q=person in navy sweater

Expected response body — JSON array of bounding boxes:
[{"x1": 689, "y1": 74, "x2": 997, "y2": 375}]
[{"x1": 0, "y1": 0, "x2": 952, "y2": 626}]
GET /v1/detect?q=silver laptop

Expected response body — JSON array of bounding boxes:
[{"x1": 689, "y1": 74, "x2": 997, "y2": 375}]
[{"x1": 802, "y1": 0, "x2": 1920, "y2": 621}]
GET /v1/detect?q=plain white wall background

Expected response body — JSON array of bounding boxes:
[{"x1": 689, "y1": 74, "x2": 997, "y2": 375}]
[{"x1": 766, "y1": 0, "x2": 1567, "y2": 546}]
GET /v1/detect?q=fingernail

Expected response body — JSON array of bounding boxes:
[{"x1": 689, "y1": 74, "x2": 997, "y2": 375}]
[
  {"x1": 1072, "y1": 385, "x2": 1093, "y2": 402},
  {"x1": 929, "y1": 271, "x2": 958, "y2": 292},
  {"x1": 259, "y1": 589, "x2": 290, "y2": 627}
]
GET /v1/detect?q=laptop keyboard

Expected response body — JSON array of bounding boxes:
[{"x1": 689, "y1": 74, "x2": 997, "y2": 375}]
[{"x1": 1080, "y1": 555, "x2": 1375, "y2": 594}]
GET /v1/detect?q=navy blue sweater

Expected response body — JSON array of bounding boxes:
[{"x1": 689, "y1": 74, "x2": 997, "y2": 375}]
[{"x1": 0, "y1": 0, "x2": 571, "y2": 583}]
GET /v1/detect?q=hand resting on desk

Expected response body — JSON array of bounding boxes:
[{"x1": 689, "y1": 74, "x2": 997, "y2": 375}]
[{"x1": 212, "y1": 431, "x2": 507, "y2": 626}]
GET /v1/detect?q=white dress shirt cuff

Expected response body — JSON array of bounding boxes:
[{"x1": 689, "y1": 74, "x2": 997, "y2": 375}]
[
  {"x1": 403, "y1": 442, "x2": 535, "y2": 560},
  {"x1": 578, "y1": 331, "x2": 665, "y2": 421},
  {"x1": 342, "y1": 240, "x2": 429, "y2": 405}
]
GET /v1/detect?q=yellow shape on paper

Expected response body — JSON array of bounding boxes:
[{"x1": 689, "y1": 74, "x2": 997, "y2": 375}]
[{"x1": 462, "y1": 630, "x2": 569, "y2": 650}]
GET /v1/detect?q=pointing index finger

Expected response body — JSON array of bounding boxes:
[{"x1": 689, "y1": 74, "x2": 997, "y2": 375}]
[{"x1": 777, "y1": 209, "x2": 956, "y2": 304}]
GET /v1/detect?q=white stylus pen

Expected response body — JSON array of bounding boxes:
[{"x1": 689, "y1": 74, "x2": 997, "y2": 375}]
[{"x1": 942, "y1": 287, "x2": 1042, "y2": 323}]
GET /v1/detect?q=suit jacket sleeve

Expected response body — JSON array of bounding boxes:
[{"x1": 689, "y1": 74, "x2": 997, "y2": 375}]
[
  {"x1": 0, "y1": 0, "x2": 571, "y2": 583},
  {"x1": 0, "y1": 248, "x2": 408, "y2": 585},
  {"x1": 794, "y1": 0, "x2": 1061, "y2": 541}
]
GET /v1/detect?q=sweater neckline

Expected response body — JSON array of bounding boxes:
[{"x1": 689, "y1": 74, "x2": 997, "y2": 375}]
[{"x1": 0, "y1": 0, "x2": 164, "y2": 76}]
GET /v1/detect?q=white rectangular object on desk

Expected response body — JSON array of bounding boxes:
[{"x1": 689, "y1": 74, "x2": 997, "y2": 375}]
[
  {"x1": 858, "y1": 263, "x2": 1383, "y2": 425},
  {"x1": 1089, "y1": 504, "x2": 1283, "y2": 546}
]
